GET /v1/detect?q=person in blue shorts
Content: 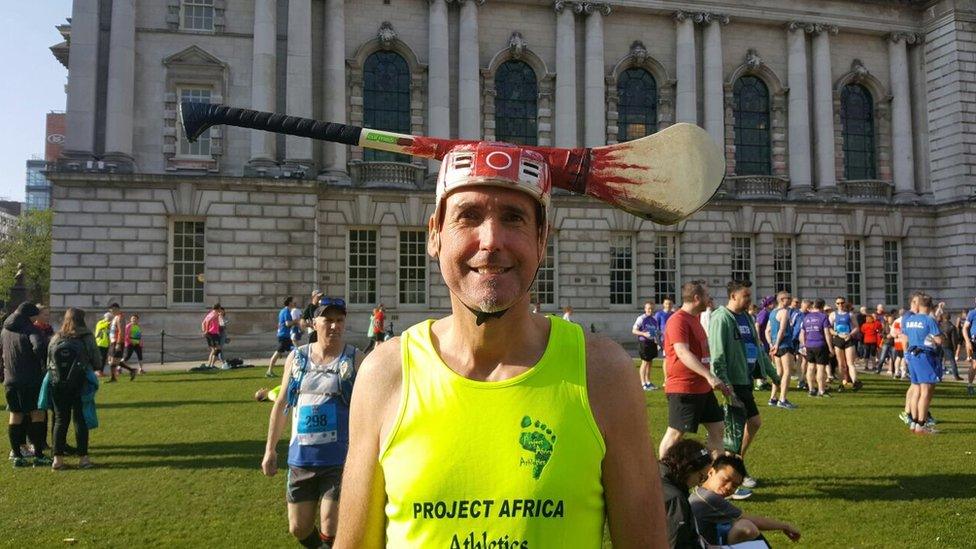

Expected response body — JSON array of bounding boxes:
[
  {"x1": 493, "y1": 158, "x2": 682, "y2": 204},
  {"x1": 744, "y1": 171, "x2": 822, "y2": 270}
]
[{"x1": 900, "y1": 293, "x2": 943, "y2": 435}]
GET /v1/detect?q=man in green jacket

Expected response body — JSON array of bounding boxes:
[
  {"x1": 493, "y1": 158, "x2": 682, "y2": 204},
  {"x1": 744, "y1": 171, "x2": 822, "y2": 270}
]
[{"x1": 708, "y1": 279, "x2": 780, "y2": 500}]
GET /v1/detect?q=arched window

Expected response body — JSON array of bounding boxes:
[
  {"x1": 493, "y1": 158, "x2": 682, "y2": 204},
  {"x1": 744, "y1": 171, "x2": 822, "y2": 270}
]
[
  {"x1": 841, "y1": 84, "x2": 876, "y2": 180},
  {"x1": 617, "y1": 68, "x2": 657, "y2": 141},
  {"x1": 495, "y1": 60, "x2": 538, "y2": 145},
  {"x1": 363, "y1": 51, "x2": 411, "y2": 162},
  {"x1": 732, "y1": 75, "x2": 771, "y2": 176}
]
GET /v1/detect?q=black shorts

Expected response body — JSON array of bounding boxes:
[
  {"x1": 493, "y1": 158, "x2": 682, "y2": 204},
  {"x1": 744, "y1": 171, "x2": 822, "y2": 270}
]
[
  {"x1": 895, "y1": 349, "x2": 904, "y2": 359},
  {"x1": 667, "y1": 392, "x2": 724, "y2": 433},
  {"x1": 732, "y1": 384, "x2": 760, "y2": 420},
  {"x1": 276, "y1": 336, "x2": 293, "y2": 354},
  {"x1": 774, "y1": 346, "x2": 795, "y2": 358},
  {"x1": 863, "y1": 344, "x2": 877, "y2": 358},
  {"x1": 807, "y1": 346, "x2": 830, "y2": 365},
  {"x1": 639, "y1": 340, "x2": 659, "y2": 362},
  {"x1": 98, "y1": 347, "x2": 109, "y2": 367},
  {"x1": 124, "y1": 344, "x2": 143, "y2": 361},
  {"x1": 832, "y1": 336, "x2": 855, "y2": 350},
  {"x1": 110, "y1": 343, "x2": 124, "y2": 359},
  {"x1": 205, "y1": 334, "x2": 221, "y2": 348},
  {"x1": 286, "y1": 465, "x2": 343, "y2": 503},
  {"x1": 4, "y1": 384, "x2": 41, "y2": 413}
]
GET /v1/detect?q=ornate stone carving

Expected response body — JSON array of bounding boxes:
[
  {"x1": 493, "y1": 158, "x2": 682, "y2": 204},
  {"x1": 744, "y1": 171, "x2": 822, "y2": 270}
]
[
  {"x1": 698, "y1": 12, "x2": 730, "y2": 25},
  {"x1": 578, "y1": 2, "x2": 612, "y2": 16},
  {"x1": 851, "y1": 59, "x2": 869, "y2": 77},
  {"x1": 553, "y1": 0, "x2": 574, "y2": 13},
  {"x1": 508, "y1": 31, "x2": 527, "y2": 59},
  {"x1": 377, "y1": 21, "x2": 398, "y2": 50},
  {"x1": 809, "y1": 23, "x2": 839, "y2": 36},
  {"x1": 786, "y1": 21, "x2": 819, "y2": 33},
  {"x1": 672, "y1": 10, "x2": 691, "y2": 22},
  {"x1": 745, "y1": 48, "x2": 763, "y2": 69},
  {"x1": 629, "y1": 40, "x2": 648, "y2": 65},
  {"x1": 887, "y1": 31, "x2": 921, "y2": 45}
]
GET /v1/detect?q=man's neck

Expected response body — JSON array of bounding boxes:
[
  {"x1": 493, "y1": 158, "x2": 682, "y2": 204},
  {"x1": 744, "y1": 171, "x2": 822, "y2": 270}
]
[
  {"x1": 435, "y1": 297, "x2": 550, "y2": 379},
  {"x1": 680, "y1": 303, "x2": 699, "y2": 315},
  {"x1": 312, "y1": 337, "x2": 344, "y2": 358},
  {"x1": 727, "y1": 303, "x2": 746, "y2": 314}
]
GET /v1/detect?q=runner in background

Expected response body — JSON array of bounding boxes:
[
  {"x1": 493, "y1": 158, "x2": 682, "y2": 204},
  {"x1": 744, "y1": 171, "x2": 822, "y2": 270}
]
[{"x1": 632, "y1": 300, "x2": 661, "y2": 391}]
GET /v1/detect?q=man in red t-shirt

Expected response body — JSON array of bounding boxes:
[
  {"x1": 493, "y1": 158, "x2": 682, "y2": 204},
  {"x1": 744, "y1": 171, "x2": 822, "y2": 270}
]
[{"x1": 659, "y1": 280, "x2": 731, "y2": 458}]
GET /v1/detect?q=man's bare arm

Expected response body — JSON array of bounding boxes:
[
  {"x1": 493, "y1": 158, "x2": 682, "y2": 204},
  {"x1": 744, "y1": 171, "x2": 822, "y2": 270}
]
[
  {"x1": 586, "y1": 335, "x2": 668, "y2": 548},
  {"x1": 335, "y1": 338, "x2": 402, "y2": 549}
]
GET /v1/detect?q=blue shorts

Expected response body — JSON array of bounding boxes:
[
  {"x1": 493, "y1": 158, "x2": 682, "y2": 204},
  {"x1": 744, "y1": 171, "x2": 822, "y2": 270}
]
[{"x1": 907, "y1": 352, "x2": 941, "y2": 384}]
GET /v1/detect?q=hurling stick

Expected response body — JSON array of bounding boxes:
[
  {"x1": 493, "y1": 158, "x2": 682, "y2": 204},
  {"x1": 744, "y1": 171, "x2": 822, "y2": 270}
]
[{"x1": 180, "y1": 101, "x2": 724, "y2": 225}]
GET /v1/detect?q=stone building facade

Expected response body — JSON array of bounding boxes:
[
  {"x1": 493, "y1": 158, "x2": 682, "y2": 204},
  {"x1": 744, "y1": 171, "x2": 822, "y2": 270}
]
[{"x1": 49, "y1": 0, "x2": 976, "y2": 352}]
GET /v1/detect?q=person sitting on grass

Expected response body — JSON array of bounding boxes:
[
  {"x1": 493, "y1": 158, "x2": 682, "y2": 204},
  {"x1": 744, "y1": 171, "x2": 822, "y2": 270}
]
[
  {"x1": 660, "y1": 438, "x2": 713, "y2": 548},
  {"x1": 689, "y1": 455, "x2": 801, "y2": 546}
]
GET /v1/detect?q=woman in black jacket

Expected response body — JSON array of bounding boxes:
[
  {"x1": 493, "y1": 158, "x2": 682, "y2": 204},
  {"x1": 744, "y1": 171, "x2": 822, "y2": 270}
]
[
  {"x1": 48, "y1": 308, "x2": 100, "y2": 470},
  {"x1": 660, "y1": 439, "x2": 714, "y2": 548}
]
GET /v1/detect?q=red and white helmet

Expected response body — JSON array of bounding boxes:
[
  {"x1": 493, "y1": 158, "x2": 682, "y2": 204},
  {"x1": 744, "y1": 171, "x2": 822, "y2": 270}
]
[{"x1": 434, "y1": 142, "x2": 552, "y2": 225}]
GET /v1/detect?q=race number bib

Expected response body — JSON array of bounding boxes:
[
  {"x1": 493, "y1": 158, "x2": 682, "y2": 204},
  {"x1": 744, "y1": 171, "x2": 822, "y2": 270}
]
[{"x1": 296, "y1": 401, "x2": 338, "y2": 446}]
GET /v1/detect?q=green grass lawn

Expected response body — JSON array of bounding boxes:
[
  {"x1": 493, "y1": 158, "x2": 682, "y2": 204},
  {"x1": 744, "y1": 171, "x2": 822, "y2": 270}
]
[{"x1": 2, "y1": 363, "x2": 975, "y2": 547}]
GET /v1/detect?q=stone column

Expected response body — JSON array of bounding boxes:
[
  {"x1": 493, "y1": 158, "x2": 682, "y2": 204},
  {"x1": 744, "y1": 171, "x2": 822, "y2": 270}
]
[
  {"x1": 285, "y1": 0, "x2": 314, "y2": 167},
  {"x1": 553, "y1": 1, "x2": 577, "y2": 148},
  {"x1": 702, "y1": 13, "x2": 729, "y2": 146},
  {"x1": 889, "y1": 32, "x2": 917, "y2": 200},
  {"x1": 322, "y1": 0, "x2": 347, "y2": 175},
  {"x1": 786, "y1": 22, "x2": 813, "y2": 195},
  {"x1": 582, "y1": 3, "x2": 611, "y2": 147},
  {"x1": 104, "y1": 0, "x2": 135, "y2": 166},
  {"x1": 428, "y1": 0, "x2": 450, "y2": 170},
  {"x1": 674, "y1": 11, "x2": 697, "y2": 124},
  {"x1": 249, "y1": 0, "x2": 276, "y2": 166},
  {"x1": 811, "y1": 24, "x2": 838, "y2": 194},
  {"x1": 64, "y1": 0, "x2": 100, "y2": 159},
  {"x1": 458, "y1": 0, "x2": 484, "y2": 140}
]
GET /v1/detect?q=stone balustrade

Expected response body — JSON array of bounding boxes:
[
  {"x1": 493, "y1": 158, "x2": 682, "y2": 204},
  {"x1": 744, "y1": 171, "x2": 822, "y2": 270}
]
[
  {"x1": 348, "y1": 161, "x2": 427, "y2": 189},
  {"x1": 723, "y1": 175, "x2": 790, "y2": 199},
  {"x1": 839, "y1": 179, "x2": 893, "y2": 201}
]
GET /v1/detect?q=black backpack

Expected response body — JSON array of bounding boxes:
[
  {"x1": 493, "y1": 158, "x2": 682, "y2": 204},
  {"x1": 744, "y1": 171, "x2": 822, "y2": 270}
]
[{"x1": 49, "y1": 337, "x2": 87, "y2": 391}]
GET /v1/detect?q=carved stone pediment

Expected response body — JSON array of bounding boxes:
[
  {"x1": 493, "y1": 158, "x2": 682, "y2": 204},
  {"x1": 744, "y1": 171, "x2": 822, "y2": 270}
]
[
  {"x1": 508, "y1": 31, "x2": 527, "y2": 59},
  {"x1": 377, "y1": 22, "x2": 398, "y2": 50},
  {"x1": 162, "y1": 45, "x2": 227, "y2": 69}
]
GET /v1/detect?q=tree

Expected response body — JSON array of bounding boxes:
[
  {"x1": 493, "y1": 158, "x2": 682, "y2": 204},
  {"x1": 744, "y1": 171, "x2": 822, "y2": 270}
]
[{"x1": 0, "y1": 209, "x2": 52, "y2": 306}]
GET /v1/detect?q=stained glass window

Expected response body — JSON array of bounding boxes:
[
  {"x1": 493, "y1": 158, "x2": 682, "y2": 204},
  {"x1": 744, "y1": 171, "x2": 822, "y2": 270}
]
[
  {"x1": 495, "y1": 60, "x2": 538, "y2": 145},
  {"x1": 841, "y1": 84, "x2": 876, "y2": 180},
  {"x1": 733, "y1": 76, "x2": 771, "y2": 176},
  {"x1": 363, "y1": 51, "x2": 411, "y2": 162},
  {"x1": 617, "y1": 68, "x2": 657, "y2": 142}
]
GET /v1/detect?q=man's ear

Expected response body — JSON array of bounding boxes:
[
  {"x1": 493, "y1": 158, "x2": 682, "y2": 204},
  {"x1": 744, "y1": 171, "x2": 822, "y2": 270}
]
[{"x1": 427, "y1": 214, "x2": 440, "y2": 259}]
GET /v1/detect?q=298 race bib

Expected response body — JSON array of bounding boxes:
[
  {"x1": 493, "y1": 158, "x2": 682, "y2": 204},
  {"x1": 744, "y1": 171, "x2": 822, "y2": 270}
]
[{"x1": 296, "y1": 401, "x2": 338, "y2": 446}]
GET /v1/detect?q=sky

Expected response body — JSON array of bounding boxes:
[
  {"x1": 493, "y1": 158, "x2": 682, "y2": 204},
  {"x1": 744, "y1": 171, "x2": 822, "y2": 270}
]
[{"x1": 0, "y1": 1, "x2": 72, "y2": 202}]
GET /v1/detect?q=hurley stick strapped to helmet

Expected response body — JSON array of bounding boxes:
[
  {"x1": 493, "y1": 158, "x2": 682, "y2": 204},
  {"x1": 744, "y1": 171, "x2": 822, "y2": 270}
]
[{"x1": 180, "y1": 101, "x2": 725, "y2": 225}]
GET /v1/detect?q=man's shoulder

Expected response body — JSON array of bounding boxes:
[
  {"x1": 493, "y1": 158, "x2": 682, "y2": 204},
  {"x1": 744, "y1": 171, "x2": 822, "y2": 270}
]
[{"x1": 356, "y1": 337, "x2": 403, "y2": 393}]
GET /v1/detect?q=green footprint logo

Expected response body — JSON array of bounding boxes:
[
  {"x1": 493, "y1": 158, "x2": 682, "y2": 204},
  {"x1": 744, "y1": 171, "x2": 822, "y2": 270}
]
[{"x1": 519, "y1": 415, "x2": 556, "y2": 479}]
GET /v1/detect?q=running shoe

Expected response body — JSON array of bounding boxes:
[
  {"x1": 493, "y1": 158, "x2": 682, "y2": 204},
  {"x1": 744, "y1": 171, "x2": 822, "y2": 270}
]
[
  {"x1": 808, "y1": 390, "x2": 818, "y2": 397},
  {"x1": 819, "y1": 391, "x2": 832, "y2": 398},
  {"x1": 265, "y1": 371, "x2": 276, "y2": 378},
  {"x1": 797, "y1": 381, "x2": 808, "y2": 391},
  {"x1": 730, "y1": 488, "x2": 753, "y2": 500},
  {"x1": 129, "y1": 370, "x2": 137, "y2": 381},
  {"x1": 32, "y1": 455, "x2": 53, "y2": 467},
  {"x1": 767, "y1": 398, "x2": 778, "y2": 407},
  {"x1": 647, "y1": 382, "x2": 659, "y2": 391},
  {"x1": 898, "y1": 411, "x2": 910, "y2": 425},
  {"x1": 777, "y1": 400, "x2": 797, "y2": 410},
  {"x1": 220, "y1": 362, "x2": 232, "y2": 370},
  {"x1": 742, "y1": 476, "x2": 758, "y2": 489},
  {"x1": 968, "y1": 385, "x2": 975, "y2": 397},
  {"x1": 852, "y1": 380, "x2": 863, "y2": 392},
  {"x1": 12, "y1": 457, "x2": 28, "y2": 468}
]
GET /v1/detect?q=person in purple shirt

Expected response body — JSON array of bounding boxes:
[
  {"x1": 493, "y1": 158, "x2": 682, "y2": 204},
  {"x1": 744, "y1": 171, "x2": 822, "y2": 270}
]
[
  {"x1": 654, "y1": 298, "x2": 676, "y2": 334},
  {"x1": 799, "y1": 298, "x2": 832, "y2": 397},
  {"x1": 754, "y1": 296, "x2": 776, "y2": 352}
]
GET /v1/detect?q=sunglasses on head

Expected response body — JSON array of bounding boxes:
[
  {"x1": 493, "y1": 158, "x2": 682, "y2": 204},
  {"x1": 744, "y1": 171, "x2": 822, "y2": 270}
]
[{"x1": 319, "y1": 297, "x2": 346, "y2": 308}]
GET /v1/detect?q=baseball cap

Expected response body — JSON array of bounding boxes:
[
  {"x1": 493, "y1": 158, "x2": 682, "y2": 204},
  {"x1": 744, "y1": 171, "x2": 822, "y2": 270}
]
[
  {"x1": 434, "y1": 142, "x2": 552, "y2": 226},
  {"x1": 314, "y1": 297, "x2": 347, "y2": 317}
]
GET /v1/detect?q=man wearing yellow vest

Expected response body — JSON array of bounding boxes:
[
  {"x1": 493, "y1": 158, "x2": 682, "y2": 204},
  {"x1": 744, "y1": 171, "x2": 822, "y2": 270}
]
[{"x1": 336, "y1": 143, "x2": 667, "y2": 548}]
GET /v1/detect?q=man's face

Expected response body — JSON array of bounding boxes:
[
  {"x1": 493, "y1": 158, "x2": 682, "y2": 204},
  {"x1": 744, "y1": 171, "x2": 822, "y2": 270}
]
[
  {"x1": 130, "y1": 316, "x2": 138, "y2": 324},
  {"x1": 835, "y1": 298, "x2": 846, "y2": 312},
  {"x1": 38, "y1": 309, "x2": 50, "y2": 323},
  {"x1": 644, "y1": 303, "x2": 654, "y2": 315},
  {"x1": 860, "y1": 306, "x2": 868, "y2": 315},
  {"x1": 728, "y1": 288, "x2": 752, "y2": 311},
  {"x1": 429, "y1": 187, "x2": 544, "y2": 314},
  {"x1": 779, "y1": 294, "x2": 791, "y2": 307},
  {"x1": 663, "y1": 299, "x2": 673, "y2": 311},
  {"x1": 690, "y1": 290, "x2": 711, "y2": 314},
  {"x1": 703, "y1": 465, "x2": 743, "y2": 498},
  {"x1": 314, "y1": 311, "x2": 346, "y2": 340}
]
